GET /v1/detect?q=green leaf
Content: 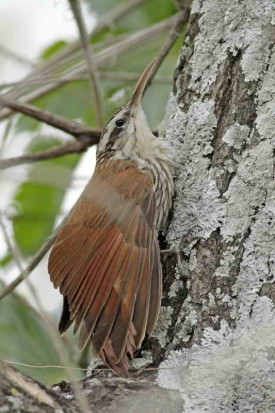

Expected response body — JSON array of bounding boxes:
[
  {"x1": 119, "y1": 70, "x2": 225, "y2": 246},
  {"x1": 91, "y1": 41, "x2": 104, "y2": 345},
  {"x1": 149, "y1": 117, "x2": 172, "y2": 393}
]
[
  {"x1": 41, "y1": 40, "x2": 68, "y2": 61},
  {"x1": 0, "y1": 254, "x2": 12, "y2": 267},
  {"x1": 0, "y1": 292, "x2": 81, "y2": 384},
  {"x1": 13, "y1": 137, "x2": 80, "y2": 255},
  {"x1": 120, "y1": 0, "x2": 176, "y2": 30},
  {"x1": 15, "y1": 113, "x2": 41, "y2": 134},
  {"x1": 83, "y1": 0, "x2": 123, "y2": 15},
  {"x1": 15, "y1": 81, "x2": 97, "y2": 134},
  {"x1": 38, "y1": 82, "x2": 97, "y2": 126},
  {"x1": 84, "y1": 0, "x2": 176, "y2": 30}
]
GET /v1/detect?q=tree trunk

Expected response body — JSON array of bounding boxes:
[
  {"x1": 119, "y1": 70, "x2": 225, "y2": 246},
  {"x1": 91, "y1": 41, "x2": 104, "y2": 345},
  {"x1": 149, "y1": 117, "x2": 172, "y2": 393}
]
[
  {"x1": 2, "y1": 1, "x2": 275, "y2": 411},
  {"x1": 154, "y1": 0, "x2": 275, "y2": 411}
]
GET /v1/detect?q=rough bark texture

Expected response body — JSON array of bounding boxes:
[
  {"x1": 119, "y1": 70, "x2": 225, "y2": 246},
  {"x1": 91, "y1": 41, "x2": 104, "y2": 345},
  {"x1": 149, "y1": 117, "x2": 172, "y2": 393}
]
[
  {"x1": 0, "y1": 361, "x2": 79, "y2": 413},
  {"x1": 0, "y1": 361, "x2": 182, "y2": 413},
  {"x1": 52, "y1": 370, "x2": 183, "y2": 413},
  {"x1": 1, "y1": 1, "x2": 275, "y2": 412},
  {"x1": 155, "y1": 1, "x2": 275, "y2": 411}
]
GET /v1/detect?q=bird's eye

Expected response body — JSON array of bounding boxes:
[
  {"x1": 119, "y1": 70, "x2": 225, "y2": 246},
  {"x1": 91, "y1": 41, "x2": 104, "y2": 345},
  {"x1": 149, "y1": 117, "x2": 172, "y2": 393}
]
[{"x1": 115, "y1": 118, "x2": 125, "y2": 127}]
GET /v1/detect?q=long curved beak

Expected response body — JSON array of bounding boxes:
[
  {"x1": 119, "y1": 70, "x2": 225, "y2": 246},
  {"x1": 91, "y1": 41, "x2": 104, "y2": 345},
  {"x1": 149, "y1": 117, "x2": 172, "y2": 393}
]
[{"x1": 129, "y1": 58, "x2": 159, "y2": 115}]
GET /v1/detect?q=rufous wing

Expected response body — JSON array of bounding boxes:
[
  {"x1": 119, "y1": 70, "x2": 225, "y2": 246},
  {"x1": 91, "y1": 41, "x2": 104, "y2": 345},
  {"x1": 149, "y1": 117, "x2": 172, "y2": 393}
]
[{"x1": 48, "y1": 160, "x2": 161, "y2": 377}]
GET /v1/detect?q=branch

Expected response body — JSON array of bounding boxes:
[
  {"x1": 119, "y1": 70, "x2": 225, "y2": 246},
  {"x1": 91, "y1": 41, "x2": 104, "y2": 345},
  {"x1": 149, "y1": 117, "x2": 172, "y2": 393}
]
[
  {"x1": 0, "y1": 211, "x2": 22, "y2": 270},
  {"x1": 0, "y1": 360, "x2": 182, "y2": 413},
  {"x1": 0, "y1": 212, "x2": 92, "y2": 412},
  {"x1": 0, "y1": 140, "x2": 91, "y2": 170},
  {"x1": 0, "y1": 129, "x2": 157, "y2": 170},
  {"x1": 0, "y1": 212, "x2": 79, "y2": 370},
  {"x1": 54, "y1": 369, "x2": 182, "y2": 413},
  {"x1": 43, "y1": 0, "x2": 147, "y2": 69},
  {"x1": 0, "y1": 230, "x2": 58, "y2": 300},
  {"x1": 0, "y1": 10, "x2": 187, "y2": 297},
  {"x1": 69, "y1": 0, "x2": 105, "y2": 128},
  {"x1": 0, "y1": 72, "x2": 171, "y2": 90},
  {"x1": 0, "y1": 44, "x2": 34, "y2": 67},
  {"x1": 86, "y1": 0, "x2": 147, "y2": 40},
  {"x1": 11, "y1": 0, "x2": 146, "y2": 88},
  {"x1": 0, "y1": 16, "x2": 176, "y2": 121},
  {"x1": 0, "y1": 96, "x2": 101, "y2": 142},
  {"x1": 144, "y1": 9, "x2": 190, "y2": 91},
  {"x1": 0, "y1": 361, "x2": 79, "y2": 413},
  {"x1": 0, "y1": 0, "x2": 147, "y2": 121},
  {"x1": 98, "y1": 71, "x2": 171, "y2": 83}
]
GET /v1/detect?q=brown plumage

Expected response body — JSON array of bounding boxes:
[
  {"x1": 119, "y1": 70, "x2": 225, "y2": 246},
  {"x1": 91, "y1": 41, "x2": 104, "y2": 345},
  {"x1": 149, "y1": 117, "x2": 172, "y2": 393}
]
[{"x1": 48, "y1": 59, "x2": 174, "y2": 377}]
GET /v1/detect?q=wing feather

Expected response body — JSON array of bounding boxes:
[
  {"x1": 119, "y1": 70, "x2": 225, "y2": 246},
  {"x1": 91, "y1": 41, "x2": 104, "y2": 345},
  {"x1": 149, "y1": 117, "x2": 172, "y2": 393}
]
[
  {"x1": 72, "y1": 229, "x2": 124, "y2": 333},
  {"x1": 48, "y1": 160, "x2": 162, "y2": 377},
  {"x1": 68, "y1": 227, "x2": 121, "y2": 313},
  {"x1": 146, "y1": 240, "x2": 162, "y2": 334},
  {"x1": 105, "y1": 246, "x2": 145, "y2": 361},
  {"x1": 78, "y1": 237, "x2": 131, "y2": 349},
  {"x1": 131, "y1": 245, "x2": 153, "y2": 349},
  {"x1": 92, "y1": 245, "x2": 143, "y2": 355}
]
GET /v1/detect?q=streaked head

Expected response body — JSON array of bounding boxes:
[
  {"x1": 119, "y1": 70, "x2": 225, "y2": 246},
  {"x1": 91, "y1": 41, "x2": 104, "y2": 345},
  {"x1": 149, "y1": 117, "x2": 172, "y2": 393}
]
[{"x1": 97, "y1": 59, "x2": 159, "y2": 162}]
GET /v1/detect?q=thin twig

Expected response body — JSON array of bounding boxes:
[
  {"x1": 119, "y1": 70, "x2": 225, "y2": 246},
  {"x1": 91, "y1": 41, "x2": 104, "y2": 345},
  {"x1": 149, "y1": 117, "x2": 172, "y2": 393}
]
[
  {"x1": 0, "y1": 44, "x2": 34, "y2": 67},
  {"x1": 0, "y1": 96, "x2": 101, "y2": 142},
  {"x1": 35, "y1": 0, "x2": 147, "y2": 78},
  {"x1": 0, "y1": 129, "x2": 157, "y2": 170},
  {"x1": 0, "y1": 212, "x2": 22, "y2": 270},
  {"x1": 69, "y1": 0, "x2": 105, "y2": 128},
  {"x1": 49, "y1": 17, "x2": 175, "y2": 81},
  {"x1": 144, "y1": 9, "x2": 190, "y2": 92},
  {"x1": 2, "y1": 0, "x2": 146, "y2": 96},
  {"x1": 4, "y1": 360, "x2": 275, "y2": 403},
  {"x1": 0, "y1": 34, "x2": 130, "y2": 92},
  {"x1": 0, "y1": 210, "x2": 46, "y2": 311},
  {"x1": 0, "y1": 211, "x2": 91, "y2": 412},
  {"x1": 86, "y1": 0, "x2": 146, "y2": 38},
  {"x1": 0, "y1": 0, "x2": 147, "y2": 121},
  {"x1": 3, "y1": 360, "x2": 180, "y2": 372},
  {"x1": 0, "y1": 140, "x2": 90, "y2": 170},
  {"x1": 0, "y1": 16, "x2": 175, "y2": 121},
  {"x1": 0, "y1": 12, "x2": 187, "y2": 133},
  {"x1": 0, "y1": 72, "x2": 171, "y2": 90},
  {"x1": 0, "y1": 11, "x2": 182, "y2": 296},
  {"x1": 0, "y1": 196, "x2": 78, "y2": 300},
  {"x1": 95, "y1": 71, "x2": 171, "y2": 83},
  {"x1": 0, "y1": 230, "x2": 58, "y2": 300},
  {"x1": 0, "y1": 212, "x2": 74, "y2": 365}
]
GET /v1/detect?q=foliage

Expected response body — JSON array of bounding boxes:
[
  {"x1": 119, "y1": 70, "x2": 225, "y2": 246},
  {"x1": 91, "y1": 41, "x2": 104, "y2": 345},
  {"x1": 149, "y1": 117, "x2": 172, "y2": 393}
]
[
  {"x1": 0, "y1": 0, "x2": 185, "y2": 384},
  {"x1": 13, "y1": 137, "x2": 80, "y2": 255},
  {"x1": 0, "y1": 291, "x2": 82, "y2": 384}
]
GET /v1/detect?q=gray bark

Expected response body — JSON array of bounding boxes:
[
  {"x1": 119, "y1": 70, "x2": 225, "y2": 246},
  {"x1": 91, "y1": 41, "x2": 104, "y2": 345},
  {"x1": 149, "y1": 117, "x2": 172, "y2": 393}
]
[
  {"x1": 155, "y1": 0, "x2": 275, "y2": 411},
  {"x1": 1, "y1": 1, "x2": 275, "y2": 412},
  {"x1": 0, "y1": 361, "x2": 79, "y2": 413}
]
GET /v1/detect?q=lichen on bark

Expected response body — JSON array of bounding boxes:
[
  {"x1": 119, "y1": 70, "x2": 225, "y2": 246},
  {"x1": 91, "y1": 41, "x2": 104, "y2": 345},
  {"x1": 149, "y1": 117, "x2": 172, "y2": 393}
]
[{"x1": 154, "y1": 0, "x2": 275, "y2": 411}]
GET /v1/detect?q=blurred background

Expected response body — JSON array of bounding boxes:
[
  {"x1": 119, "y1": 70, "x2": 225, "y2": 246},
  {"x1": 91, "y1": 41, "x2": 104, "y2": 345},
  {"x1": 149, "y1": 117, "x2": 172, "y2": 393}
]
[{"x1": 0, "y1": 0, "x2": 182, "y2": 385}]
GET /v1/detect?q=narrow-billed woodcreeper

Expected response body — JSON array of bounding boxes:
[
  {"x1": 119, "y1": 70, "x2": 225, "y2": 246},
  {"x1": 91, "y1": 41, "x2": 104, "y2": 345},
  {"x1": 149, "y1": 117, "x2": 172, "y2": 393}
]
[{"x1": 48, "y1": 59, "x2": 174, "y2": 377}]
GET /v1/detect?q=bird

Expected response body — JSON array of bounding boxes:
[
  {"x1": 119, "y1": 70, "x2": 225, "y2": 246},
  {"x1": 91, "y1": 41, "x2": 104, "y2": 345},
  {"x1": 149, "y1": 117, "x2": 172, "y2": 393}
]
[{"x1": 48, "y1": 59, "x2": 175, "y2": 377}]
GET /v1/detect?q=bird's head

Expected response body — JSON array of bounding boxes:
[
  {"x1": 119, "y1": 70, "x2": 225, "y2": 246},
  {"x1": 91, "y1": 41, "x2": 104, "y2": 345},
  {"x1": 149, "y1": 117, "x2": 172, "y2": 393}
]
[{"x1": 97, "y1": 59, "x2": 158, "y2": 163}]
